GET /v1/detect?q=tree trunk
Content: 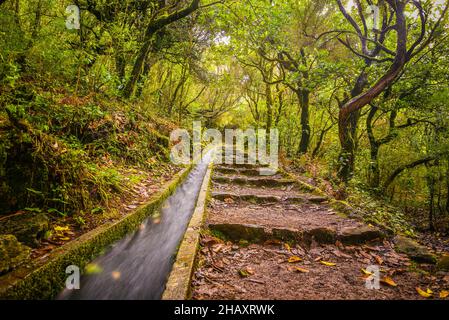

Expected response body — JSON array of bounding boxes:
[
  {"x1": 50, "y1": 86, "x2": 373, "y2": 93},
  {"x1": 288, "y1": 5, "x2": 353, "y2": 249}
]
[
  {"x1": 123, "y1": 39, "x2": 152, "y2": 99},
  {"x1": 367, "y1": 106, "x2": 380, "y2": 188},
  {"x1": 122, "y1": 0, "x2": 200, "y2": 99},
  {"x1": 265, "y1": 83, "x2": 273, "y2": 130},
  {"x1": 337, "y1": 71, "x2": 367, "y2": 181},
  {"x1": 337, "y1": 3, "x2": 408, "y2": 182},
  {"x1": 297, "y1": 89, "x2": 310, "y2": 155}
]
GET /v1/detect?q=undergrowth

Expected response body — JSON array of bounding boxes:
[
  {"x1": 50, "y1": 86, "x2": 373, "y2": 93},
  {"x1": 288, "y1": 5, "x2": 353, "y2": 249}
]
[
  {"x1": 0, "y1": 84, "x2": 177, "y2": 218},
  {"x1": 288, "y1": 155, "x2": 416, "y2": 237}
]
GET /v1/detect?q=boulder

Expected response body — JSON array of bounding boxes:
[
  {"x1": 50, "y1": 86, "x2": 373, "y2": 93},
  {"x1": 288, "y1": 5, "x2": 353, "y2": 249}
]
[
  {"x1": 437, "y1": 255, "x2": 449, "y2": 271},
  {"x1": 0, "y1": 234, "x2": 31, "y2": 274},
  {"x1": 0, "y1": 212, "x2": 49, "y2": 247},
  {"x1": 394, "y1": 235, "x2": 437, "y2": 264},
  {"x1": 338, "y1": 225, "x2": 385, "y2": 245}
]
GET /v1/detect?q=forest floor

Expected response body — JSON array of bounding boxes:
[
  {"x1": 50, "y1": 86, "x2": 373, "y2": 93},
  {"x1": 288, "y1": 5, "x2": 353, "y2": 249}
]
[{"x1": 191, "y1": 163, "x2": 449, "y2": 300}]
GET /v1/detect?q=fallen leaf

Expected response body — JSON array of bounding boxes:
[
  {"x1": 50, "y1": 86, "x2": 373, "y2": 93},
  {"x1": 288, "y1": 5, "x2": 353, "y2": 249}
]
[
  {"x1": 111, "y1": 271, "x2": 121, "y2": 280},
  {"x1": 320, "y1": 261, "x2": 336, "y2": 267},
  {"x1": 239, "y1": 266, "x2": 255, "y2": 278},
  {"x1": 440, "y1": 290, "x2": 449, "y2": 298},
  {"x1": 294, "y1": 267, "x2": 310, "y2": 273},
  {"x1": 224, "y1": 197, "x2": 234, "y2": 204},
  {"x1": 381, "y1": 277, "x2": 398, "y2": 287},
  {"x1": 361, "y1": 268, "x2": 374, "y2": 276},
  {"x1": 212, "y1": 244, "x2": 224, "y2": 253},
  {"x1": 54, "y1": 225, "x2": 69, "y2": 232},
  {"x1": 288, "y1": 256, "x2": 302, "y2": 263},
  {"x1": 85, "y1": 263, "x2": 103, "y2": 275},
  {"x1": 153, "y1": 217, "x2": 161, "y2": 224},
  {"x1": 284, "y1": 243, "x2": 291, "y2": 252},
  {"x1": 416, "y1": 287, "x2": 432, "y2": 298},
  {"x1": 374, "y1": 255, "x2": 384, "y2": 265},
  {"x1": 314, "y1": 257, "x2": 322, "y2": 262}
]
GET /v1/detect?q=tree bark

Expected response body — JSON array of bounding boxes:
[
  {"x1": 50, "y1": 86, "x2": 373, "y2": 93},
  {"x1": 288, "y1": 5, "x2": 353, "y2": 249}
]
[
  {"x1": 297, "y1": 89, "x2": 310, "y2": 155},
  {"x1": 337, "y1": 2, "x2": 408, "y2": 181},
  {"x1": 383, "y1": 156, "x2": 436, "y2": 191},
  {"x1": 123, "y1": 0, "x2": 200, "y2": 99}
]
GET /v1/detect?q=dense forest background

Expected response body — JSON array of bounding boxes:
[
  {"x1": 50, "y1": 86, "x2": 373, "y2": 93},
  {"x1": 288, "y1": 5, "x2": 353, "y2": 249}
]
[{"x1": 1, "y1": 0, "x2": 449, "y2": 237}]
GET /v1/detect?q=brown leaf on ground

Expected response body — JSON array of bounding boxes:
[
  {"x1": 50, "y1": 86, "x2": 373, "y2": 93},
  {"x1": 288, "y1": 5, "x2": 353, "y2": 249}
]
[
  {"x1": 238, "y1": 266, "x2": 255, "y2": 278},
  {"x1": 201, "y1": 235, "x2": 222, "y2": 246},
  {"x1": 294, "y1": 267, "x2": 310, "y2": 273},
  {"x1": 373, "y1": 254, "x2": 384, "y2": 265}
]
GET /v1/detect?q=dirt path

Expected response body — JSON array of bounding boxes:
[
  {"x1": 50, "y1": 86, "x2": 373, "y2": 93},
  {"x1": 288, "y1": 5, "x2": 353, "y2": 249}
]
[{"x1": 191, "y1": 163, "x2": 449, "y2": 300}]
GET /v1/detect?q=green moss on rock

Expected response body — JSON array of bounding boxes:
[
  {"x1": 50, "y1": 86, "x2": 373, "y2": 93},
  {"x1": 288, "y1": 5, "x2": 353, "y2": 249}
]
[
  {"x1": 437, "y1": 255, "x2": 449, "y2": 271},
  {"x1": 394, "y1": 235, "x2": 436, "y2": 264},
  {"x1": 0, "y1": 212, "x2": 49, "y2": 247},
  {"x1": 0, "y1": 235, "x2": 31, "y2": 275}
]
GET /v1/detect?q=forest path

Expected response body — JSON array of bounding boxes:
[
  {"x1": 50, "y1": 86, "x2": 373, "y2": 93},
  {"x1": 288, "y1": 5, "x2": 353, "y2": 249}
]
[{"x1": 190, "y1": 162, "x2": 445, "y2": 299}]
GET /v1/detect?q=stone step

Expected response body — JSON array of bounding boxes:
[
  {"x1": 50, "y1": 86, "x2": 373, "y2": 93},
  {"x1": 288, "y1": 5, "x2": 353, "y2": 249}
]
[
  {"x1": 213, "y1": 161, "x2": 271, "y2": 169},
  {"x1": 212, "y1": 175, "x2": 295, "y2": 188},
  {"x1": 211, "y1": 191, "x2": 328, "y2": 204},
  {"x1": 214, "y1": 166, "x2": 278, "y2": 177},
  {"x1": 208, "y1": 223, "x2": 386, "y2": 247}
]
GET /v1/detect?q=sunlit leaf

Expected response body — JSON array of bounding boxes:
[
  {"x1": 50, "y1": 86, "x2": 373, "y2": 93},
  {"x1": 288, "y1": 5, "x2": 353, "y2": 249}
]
[
  {"x1": 320, "y1": 261, "x2": 336, "y2": 267},
  {"x1": 111, "y1": 271, "x2": 121, "y2": 280},
  {"x1": 288, "y1": 256, "x2": 302, "y2": 263},
  {"x1": 416, "y1": 287, "x2": 432, "y2": 298},
  {"x1": 294, "y1": 267, "x2": 310, "y2": 273},
  {"x1": 85, "y1": 263, "x2": 103, "y2": 275},
  {"x1": 361, "y1": 268, "x2": 373, "y2": 276},
  {"x1": 380, "y1": 277, "x2": 397, "y2": 287}
]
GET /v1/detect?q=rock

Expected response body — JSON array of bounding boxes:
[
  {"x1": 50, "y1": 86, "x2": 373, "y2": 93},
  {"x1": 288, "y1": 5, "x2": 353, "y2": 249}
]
[
  {"x1": 307, "y1": 196, "x2": 329, "y2": 204},
  {"x1": 0, "y1": 234, "x2": 31, "y2": 274},
  {"x1": 437, "y1": 255, "x2": 449, "y2": 271},
  {"x1": 304, "y1": 227, "x2": 337, "y2": 245},
  {"x1": 0, "y1": 212, "x2": 49, "y2": 247},
  {"x1": 272, "y1": 228, "x2": 302, "y2": 242},
  {"x1": 209, "y1": 223, "x2": 268, "y2": 242},
  {"x1": 394, "y1": 235, "x2": 437, "y2": 264},
  {"x1": 338, "y1": 225, "x2": 385, "y2": 245}
]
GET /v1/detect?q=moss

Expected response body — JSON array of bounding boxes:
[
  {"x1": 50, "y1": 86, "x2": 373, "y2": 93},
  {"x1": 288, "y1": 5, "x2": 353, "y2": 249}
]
[
  {"x1": 0, "y1": 212, "x2": 49, "y2": 247},
  {"x1": 0, "y1": 235, "x2": 31, "y2": 274},
  {"x1": 437, "y1": 255, "x2": 449, "y2": 271},
  {"x1": 0, "y1": 165, "x2": 192, "y2": 300}
]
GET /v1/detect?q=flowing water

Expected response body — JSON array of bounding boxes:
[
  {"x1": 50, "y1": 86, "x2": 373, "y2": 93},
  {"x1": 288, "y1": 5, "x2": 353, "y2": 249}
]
[{"x1": 59, "y1": 152, "x2": 212, "y2": 300}]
